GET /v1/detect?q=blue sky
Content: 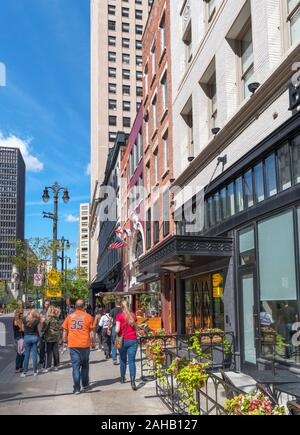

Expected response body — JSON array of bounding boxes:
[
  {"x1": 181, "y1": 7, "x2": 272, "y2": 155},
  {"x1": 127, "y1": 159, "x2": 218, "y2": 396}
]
[{"x1": 0, "y1": 0, "x2": 90, "y2": 267}]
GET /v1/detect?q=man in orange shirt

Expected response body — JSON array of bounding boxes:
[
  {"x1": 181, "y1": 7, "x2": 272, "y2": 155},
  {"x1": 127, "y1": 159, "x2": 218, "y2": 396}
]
[{"x1": 63, "y1": 299, "x2": 95, "y2": 394}]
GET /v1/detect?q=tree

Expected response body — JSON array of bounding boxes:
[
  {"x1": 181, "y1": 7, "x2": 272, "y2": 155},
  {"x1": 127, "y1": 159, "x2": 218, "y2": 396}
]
[{"x1": 62, "y1": 268, "x2": 90, "y2": 303}]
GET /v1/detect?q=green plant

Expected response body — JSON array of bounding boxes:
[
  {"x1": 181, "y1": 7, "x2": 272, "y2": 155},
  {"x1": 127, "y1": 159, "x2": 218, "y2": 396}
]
[
  {"x1": 139, "y1": 293, "x2": 151, "y2": 313},
  {"x1": 225, "y1": 392, "x2": 286, "y2": 415},
  {"x1": 145, "y1": 340, "x2": 166, "y2": 381},
  {"x1": 189, "y1": 332, "x2": 211, "y2": 360},
  {"x1": 168, "y1": 357, "x2": 209, "y2": 415}
]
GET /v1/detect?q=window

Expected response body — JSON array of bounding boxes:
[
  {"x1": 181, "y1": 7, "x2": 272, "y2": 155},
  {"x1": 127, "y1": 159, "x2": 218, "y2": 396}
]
[
  {"x1": 134, "y1": 142, "x2": 138, "y2": 168},
  {"x1": 136, "y1": 40, "x2": 142, "y2": 50},
  {"x1": 161, "y1": 72, "x2": 168, "y2": 112},
  {"x1": 108, "y1": 67, "x2": 116, "y2": 77},
  {"x1": 108, "y1": 83, "x2": 117, "y2": 94},
  {"x1": 123, "y1": 101, "x2": 131, "y2": 111},
  {"x1": 138, "y1": 129, "x2": 143, "y2": 161},
  {"x1": 109, "y1": 115, "x2": 117, "y2": 126},
  {"x1": 122, "y1": 7, "x2": 129, "y2": 18},
  {"x1": 206, "y1": 0, "x2": 217, "y2": 23},
  {"x1": 123, "y1": 117, "x2": 131, "y2": 128},
  {"x1": 109, "y1": 132, "x2": 117, "y2": 142},
  {"x1": 239, "y1": 226, "x2": 255, "y2": 265},
  {"x1": 108, "y1": 99, "x2": 117, "y2": 110},
  {"x1": 123, "y1": 85, "x2": 130, "y2": 95},
  {"x1": 235, "y1": 176, "x2": 244, "y2": 212},
  {"x1": 163, "y1": 130, "x2": 169, "y2": 172},
  {"x1": 108, "y1": 20, "x2": 116, "y2": 31},
  {"x1": 220, "y1": 187, "x2": 228, "y2": 220},
  {"x1": 292, "y1": 134, "x2": 300, "y2": 184},
  {"x1": 154, "y1": 148, "x2": 159, "y2": 184},
  {"x1": 136, "y1": 55, "x2": 143, "y2": 66},
  {"x1": 163, "y1": 189, "x2": 170, "y2": 236},
  {"x1": 181, "y1": 97, "x2": 194, "y2": 157},
  {"x1": 123, "y1": 69, "x2": 130, "y2": 80},
  {"x1": 265, "y1": 153, "x2": 277, "y2": 198},
  {"x1": 122, "y1": 22, "x2": 130, "y2": 33},
  {"x1": 146, "y1": 161, "x2": 151, "y2": 194},
  {"x1": 287, "y1": 0, "x2": 300, "y2": 45},
  {"x1": 227, "y1": 182, "x2": 235, "y2": 216},
  {"x1": 130, "y1": 151, "x2": 133, "y2": 177},
  {"x1": 122, "y1": 53, "x2": 130, "y2": 64},
  {"x1": 136, "y1": 24, "x2": 143, "y2": 35},
  {"x1": 153, "y1": 201, "x2": 159, "y2": 244},
  {"x1": 244, "y1": 169, "x2": 254, "y2": 208},
  {"x1": 152, "y1": 95, "x2": 158, "y2": 132},
  {"x1": 108, "y1": 4, "x2": 116, "y2": 15},
  {"x1": 135, "y1": 10, "x2": 143, "y2": 20},
  {"x1": 160, "y1": 12, "x2": 167, "y2": 52},
  {"x1": 239, "y1": 23, "x2": 254, "y2": 99},
  {"x1": 254, "y1": 162, "x2": 265, "y2": 203},
  {"x1": 208, "y1": 72, "x2": 218, "y2": 131},
  {"x1": 277, "y1": 143, "x2": 292, "y2": 191},
  {"x1": 146, "y1": 208, "x2": 151, "y2": 249},
  {"x1": 151, "y1": 44, "x2": 156, "y2": 77},
  {"x1": 136, "y1": 70, "x2": 143, "y2": 81},
  {"x1": 108, "y1": 35, "x2": 116, "y2": 46},
  {"x1": 213, "y1": 192, "x2": 221, "y2": 223},
  {"x1": 122, "y1": 38, "x2": 130, "y2": 48},
  {"x1": 108, "y1": 51, "x2": 116, "y2": 62},
  {"x1": 136, "y1": 86, "x2": 143, "y2": 97}
]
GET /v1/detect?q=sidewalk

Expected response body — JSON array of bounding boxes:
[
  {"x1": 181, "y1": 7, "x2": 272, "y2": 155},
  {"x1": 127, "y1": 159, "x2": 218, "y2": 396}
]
[{"x1": 0, "y1": 347, "x2": 169, "y2": 415}]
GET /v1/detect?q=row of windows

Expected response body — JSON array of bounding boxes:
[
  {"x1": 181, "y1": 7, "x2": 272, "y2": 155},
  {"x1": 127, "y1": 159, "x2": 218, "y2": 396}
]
[
  {"x1": 108, "y1": 19, "x2": 143, "y2": 35},
  {"x1": 109, "y1": 115, "x2": 131, "y2": 129},
  {"x1": 108, "y1": 36, "x2": 142, "y2": 50},
  {"x1": 108, "y1": 83, "x2": 143, "y2": 97},
  {"x1": 108, "y1": 4, "x2": 143, "y2": 20},
  {"x1": 108, "y1": 51, "x2": 142, "y2": 66},
  {"x1": 108, "y1": 66, "x2": 142, "y2": 81},
  {"x1": 204, "y1": 133, "x2": 300, "y2": 230},
  {"x1": 145, "y1": 193, "x2": 170, "y2": 250}
]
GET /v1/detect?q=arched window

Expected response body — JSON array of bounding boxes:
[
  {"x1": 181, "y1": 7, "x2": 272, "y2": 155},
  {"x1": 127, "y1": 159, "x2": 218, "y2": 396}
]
[{"x1": 135, "y1": 231, "x2": 144, "y2": 259}]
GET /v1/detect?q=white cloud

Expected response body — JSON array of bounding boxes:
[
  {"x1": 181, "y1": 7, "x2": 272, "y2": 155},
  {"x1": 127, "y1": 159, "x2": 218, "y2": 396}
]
[
  {"x1": 85, "y1": 163, "x2": 91, "y2": 176},
  {"x1": 0, "y1": 132, "x2": 44, "y2": 172},
  {"x1": 65, "y1": 214, "x2": 79, "y2": 223}
]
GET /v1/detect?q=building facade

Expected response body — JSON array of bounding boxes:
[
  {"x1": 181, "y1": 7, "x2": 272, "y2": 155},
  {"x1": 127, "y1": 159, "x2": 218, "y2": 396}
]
[
  {"x1": 78, "y1": 203, "x2": 90, "y2": 277},
  {"x1": 145, "y1": 0, "x2": 300, "y2": 372},
  {"x1": 0, "y1": 147, "x2": 25, "y2": 283},
  {"x1": 90, "y1": 0, "x2": 153, "y2": 284}
]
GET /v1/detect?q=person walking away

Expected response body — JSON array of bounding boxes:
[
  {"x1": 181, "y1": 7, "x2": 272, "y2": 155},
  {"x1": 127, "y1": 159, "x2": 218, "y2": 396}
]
[
  {"x1": 13, "y1": 309, "x2": 25, "y2": 373},
  {"x1": 39, "y1": 299, "x2": 51, "y2": 368},
  {"x1": 21, "y1": 309, "x2": 41, "y2": 377},
  {"x1": 100, "y1": 310, "x2": 111, "y2": 359},
  {"x1": 115, "y1": 300, "x2": 138, "y2": 391},
  {"x1": 63, "y1": 299, "x2": 95, "y2": 394},
  {"x1": 42, "y1": 305, "x2": 61, "y2": 373},
  {"x1": 94, "y1": 308, "x2": 103, "y2": 351},
  {"x1": 108, "y1": 301, "x2": 122, "y2": 365}
]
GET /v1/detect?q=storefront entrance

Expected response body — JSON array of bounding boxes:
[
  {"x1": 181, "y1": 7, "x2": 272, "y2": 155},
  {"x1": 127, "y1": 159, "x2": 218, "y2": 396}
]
[{"x1": 184, "y1": 273, "x2": 225, "y2": 334}]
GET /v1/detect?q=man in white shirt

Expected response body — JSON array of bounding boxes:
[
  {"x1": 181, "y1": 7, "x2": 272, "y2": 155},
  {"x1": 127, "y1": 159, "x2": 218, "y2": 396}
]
[{"x1": 100, "y1": 311, "x2": 111, "y2": 359}]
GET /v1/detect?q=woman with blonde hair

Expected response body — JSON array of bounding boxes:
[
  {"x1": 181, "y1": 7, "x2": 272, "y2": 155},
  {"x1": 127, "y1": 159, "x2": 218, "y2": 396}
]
[
  {"x1": 42, "y1": 305, "x2": 61, "y2": 373},
  {"x1": 13, "y1": 309, "x2": 24, "y2": 373},
  {"x1": 21, "y1": 309, "x2": 41, "y2": 377},
  {"x1": 115, "y1": 300, "x2": 138, "y2": 390}
]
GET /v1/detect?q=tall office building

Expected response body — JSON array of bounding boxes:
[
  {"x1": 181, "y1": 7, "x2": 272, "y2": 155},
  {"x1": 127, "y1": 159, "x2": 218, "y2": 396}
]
[
  {"x1": 78, "y1": 203, "x2": 90, "y2": 277},
  {"x1": 90, "y1": 0, "x2": 152, "y2": 283},
  {"x1": 0, "y1": 147, "x2": 25, "y2": 282}
]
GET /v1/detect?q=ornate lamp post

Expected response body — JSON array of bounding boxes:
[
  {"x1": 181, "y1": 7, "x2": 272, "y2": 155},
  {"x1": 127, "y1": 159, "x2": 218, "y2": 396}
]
[{"x1": 42, "y1": 182, "x2": 70, "y2": 269}]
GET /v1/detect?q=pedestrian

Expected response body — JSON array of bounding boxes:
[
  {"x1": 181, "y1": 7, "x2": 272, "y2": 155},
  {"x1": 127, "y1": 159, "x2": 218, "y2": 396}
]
[
  {"x1": 39, "y1": 299, "x2": 51, "y2": 368},
  {"x1": 115, "y1": 300, "x2": 138, "y2": 391},
  {"x1": 21, "y1": 309, "x2": 41, "y2": 377},
  {"x1": 42, "y1": 305, "x2": 61, "y2": 373},
  {"x1": 94, "y1": 308, "x2": 103, "y2": 351},
  {"x1": 86, "y1": 304, "x2": 93, "y2": 316},
  {"x1": 63, "y1": 299, "x2": 95, "y2": 394},
  {"x1": 100, "y1": 309, "x2": 111, "y2": 359},
  {"x1": 13, "y1": 309, "x2": 25, "y2": 373},
  {"x1": 108, "y1": 300, "x2": 122, "y2": 365}
]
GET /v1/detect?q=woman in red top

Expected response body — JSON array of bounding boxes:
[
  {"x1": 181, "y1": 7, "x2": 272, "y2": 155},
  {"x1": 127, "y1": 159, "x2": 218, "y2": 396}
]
[{"x1": 115, "y1": 300, "x2": 138, "y2": 390}]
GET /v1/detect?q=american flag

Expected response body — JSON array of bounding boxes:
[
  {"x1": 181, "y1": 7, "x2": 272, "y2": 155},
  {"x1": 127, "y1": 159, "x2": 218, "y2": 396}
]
[
  {"x1": 108, "y1": 237, "x2": 128, "y2": 250},
  {"x1": 114, "y1": 227, "x2": 130, "y2": 238}
]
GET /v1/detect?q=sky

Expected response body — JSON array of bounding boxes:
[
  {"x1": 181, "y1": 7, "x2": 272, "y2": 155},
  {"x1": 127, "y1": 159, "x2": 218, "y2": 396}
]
[{"x1": 0, "y1": 0, "x2": 90, "y2": 268}]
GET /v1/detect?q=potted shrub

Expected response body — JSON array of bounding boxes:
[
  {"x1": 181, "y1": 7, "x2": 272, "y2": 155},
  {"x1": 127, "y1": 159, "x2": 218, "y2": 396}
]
[{"x1": 225, "y1": 392, "x2": 286, "y2": 415}]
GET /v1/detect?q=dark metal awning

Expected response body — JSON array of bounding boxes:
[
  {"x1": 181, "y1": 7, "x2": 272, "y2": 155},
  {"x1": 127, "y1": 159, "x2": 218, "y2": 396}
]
[{"x1": 138, "y1": 235, "x2": 233, "y2": 274}]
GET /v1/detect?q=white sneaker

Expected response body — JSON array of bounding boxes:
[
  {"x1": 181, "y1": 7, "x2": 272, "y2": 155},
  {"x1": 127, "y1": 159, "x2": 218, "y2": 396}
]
[
  {"x1": 20, "y1": 373, "x2": 27, "y2": 378},
  {"x1": 33, "y1": 372, "x2": 38, "y2": 377},
  {"x1": 53, "y1": 367, "x2": 59, "y2": 372},
  {"x1": 42, "y1": 369, "x2": 49, "y2": 374}
]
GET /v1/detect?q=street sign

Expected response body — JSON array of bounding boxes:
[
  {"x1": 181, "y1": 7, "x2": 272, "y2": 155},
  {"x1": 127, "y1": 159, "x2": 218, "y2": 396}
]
[
  {"x1": 46, "y1": 288, "x2": 62, "y2": 299},
  {"x1": 47, "y1": 269, "x2": 62, "y2": 286},
  {"x1": 33, "y1": 273, "x2": 43, "y2": 287}
]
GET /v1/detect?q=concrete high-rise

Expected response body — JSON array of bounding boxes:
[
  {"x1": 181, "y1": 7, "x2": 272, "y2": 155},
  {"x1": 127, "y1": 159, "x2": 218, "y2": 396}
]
[
  {"x1": 90, "y1": 0, "x2": 152, "y2": 283},
  {"x1": 78, "y1": 203, "x2": 90, "y2": 277},
  {"x1": 0, "y1": 147, "x2": 25, "y2": 282}
]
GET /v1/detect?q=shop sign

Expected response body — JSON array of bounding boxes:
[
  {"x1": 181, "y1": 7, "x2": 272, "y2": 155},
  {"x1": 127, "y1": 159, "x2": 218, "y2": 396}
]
[{"x1": 212, "y1": 273, "x2": 224, "y2": 298}]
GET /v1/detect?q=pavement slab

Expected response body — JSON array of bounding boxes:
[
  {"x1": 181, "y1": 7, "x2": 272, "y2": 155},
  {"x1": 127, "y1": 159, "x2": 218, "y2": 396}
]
[{"x1": 0, "y1": 346, "x2": 169, "y2": 415}]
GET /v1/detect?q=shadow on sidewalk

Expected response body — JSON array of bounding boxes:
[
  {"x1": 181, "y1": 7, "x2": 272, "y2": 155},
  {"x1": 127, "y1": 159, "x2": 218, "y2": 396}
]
[{"x1": 0, "y1": 389, "x2": 102, "y2": 404}]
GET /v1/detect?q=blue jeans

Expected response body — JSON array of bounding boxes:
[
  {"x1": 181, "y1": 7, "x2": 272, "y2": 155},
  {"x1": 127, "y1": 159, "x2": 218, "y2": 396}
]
[
  {"x1": 111, "y1": 327, "x2": 118, "y2": 362},
  {"x1": 23, "y1": 335, "x2": 39, "y2": 373},
  {"x1": 70, "y1": 348, "x2": 90, "y2": 393},
  {"x1": 119, "y1": 340, "x2": 138, "y2": 378}
]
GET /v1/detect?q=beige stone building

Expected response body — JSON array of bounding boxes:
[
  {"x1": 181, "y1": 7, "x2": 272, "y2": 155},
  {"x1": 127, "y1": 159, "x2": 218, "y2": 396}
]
[
  {"x1": 78, "y1": 203, "x2": 90, "y2": 277},
  {"x1": 90, "y1": 0, "x2": 152, "y2": 283}
]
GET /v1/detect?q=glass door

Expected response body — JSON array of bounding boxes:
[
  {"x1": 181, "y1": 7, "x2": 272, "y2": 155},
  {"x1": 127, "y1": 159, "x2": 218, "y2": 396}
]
[{"x1": 240, "y1": 269, "x2": 259, "y2": 369}]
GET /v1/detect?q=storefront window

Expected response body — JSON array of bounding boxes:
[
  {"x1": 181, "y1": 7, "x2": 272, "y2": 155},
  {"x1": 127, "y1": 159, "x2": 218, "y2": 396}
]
[
  {"x1": 277, "y1": 143, "x2": 292, "y2": 192},
  {"x1": 213, "y1": 192, "x2": 221, "y2": 223},
  {"x1": 244, "y1": 169, "x2": 254, "y2": 208},
  {"x1": 220, "y1": 187, "x2": 228, "y2": 220},
  {"x1": 258, "y1": 210, "x2": 298, "y2": 363},
  {"x1": 254, "y1": 162, "x2": 265, "y2": 203},
  {"x1": 239, "y1": 226, "x2": 255, "y2": 265},
  {"x1": 265, "y1": 153, "x2": 277, "y2": 198},
  {"x1": 185, "y1": 280, "x2": 193, "y2": 334}
]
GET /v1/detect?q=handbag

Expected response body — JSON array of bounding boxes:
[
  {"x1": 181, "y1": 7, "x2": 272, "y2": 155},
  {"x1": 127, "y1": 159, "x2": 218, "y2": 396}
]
[{"x1": 115, "y1": 323, "x2": 129, "y2": 350}]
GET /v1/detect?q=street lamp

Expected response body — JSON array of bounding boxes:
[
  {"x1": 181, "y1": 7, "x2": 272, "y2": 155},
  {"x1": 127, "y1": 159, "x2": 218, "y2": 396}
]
[
  {"x1": 42, "y1": 182, "x2": 70, "y2": 269},
  {"x1": 58, "y1": 237, "x2": 70, "y2": 275}
]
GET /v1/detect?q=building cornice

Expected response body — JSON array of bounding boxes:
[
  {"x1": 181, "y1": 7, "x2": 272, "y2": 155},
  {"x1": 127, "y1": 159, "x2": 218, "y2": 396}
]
[{"x1": 173, "y1": 44, "x2": 300, "y2": 189}]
